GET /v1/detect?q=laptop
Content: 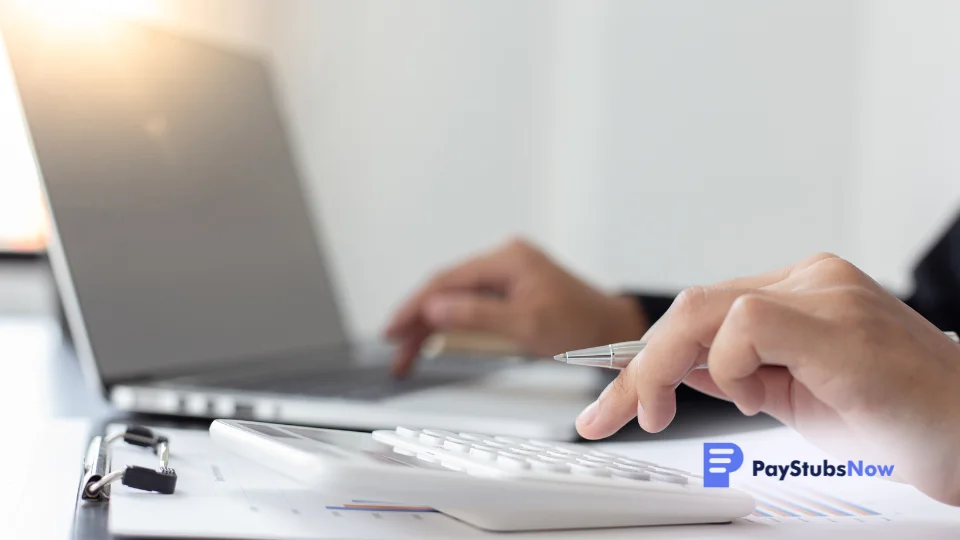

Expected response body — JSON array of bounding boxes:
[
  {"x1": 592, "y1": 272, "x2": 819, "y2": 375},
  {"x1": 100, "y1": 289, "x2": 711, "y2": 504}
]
[{"x1": 0, "y1": 5, "x2": 599, "y2": 439}]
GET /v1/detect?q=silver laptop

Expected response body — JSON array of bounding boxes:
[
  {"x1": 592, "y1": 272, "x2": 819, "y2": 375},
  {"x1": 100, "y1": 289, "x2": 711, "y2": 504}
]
[{"x1": 1, "y1": 5, "x2": 598, "y2": 439}]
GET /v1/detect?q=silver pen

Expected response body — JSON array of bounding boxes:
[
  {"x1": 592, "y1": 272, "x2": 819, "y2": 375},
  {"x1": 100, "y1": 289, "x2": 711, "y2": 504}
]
[{"x1": 554, "y1": 331, "x2": 960, "y2": 370}]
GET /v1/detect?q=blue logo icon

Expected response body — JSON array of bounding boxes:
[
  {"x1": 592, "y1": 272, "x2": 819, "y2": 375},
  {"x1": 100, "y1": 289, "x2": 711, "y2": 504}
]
[{"x1": 703, "y1": 442, "x2": 744, "y2": 488}]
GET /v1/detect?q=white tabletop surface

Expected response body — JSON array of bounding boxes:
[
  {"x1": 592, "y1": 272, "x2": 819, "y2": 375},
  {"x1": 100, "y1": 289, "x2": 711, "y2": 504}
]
[{"x1": 5, "y1": 262, "x2": 956, "y2": 538}]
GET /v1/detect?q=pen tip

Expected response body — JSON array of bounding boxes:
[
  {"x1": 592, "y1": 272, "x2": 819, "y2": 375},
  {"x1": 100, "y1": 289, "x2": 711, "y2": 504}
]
[{"x1": 553, "y1": 353, "x2": 565, "y2": 361}]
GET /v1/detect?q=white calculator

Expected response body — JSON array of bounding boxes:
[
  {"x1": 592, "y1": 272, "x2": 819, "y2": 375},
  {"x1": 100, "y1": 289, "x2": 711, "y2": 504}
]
[{"x1": 210, "y1": 420, "x2": 754, "y2": 531}]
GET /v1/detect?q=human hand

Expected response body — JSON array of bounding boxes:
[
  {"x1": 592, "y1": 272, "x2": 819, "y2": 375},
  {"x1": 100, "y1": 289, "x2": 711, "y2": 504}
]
[
  {"x1": 576, "y1": 253, "x2": 960, "y2": 505},
  {"x1": 384, "y1": 238, "x2": 647, "y2": 377}
]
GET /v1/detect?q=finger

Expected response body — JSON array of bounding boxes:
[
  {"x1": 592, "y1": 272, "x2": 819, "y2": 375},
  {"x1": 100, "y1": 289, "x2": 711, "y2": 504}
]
[
  {"x1": 389, "y1": 325, "x2": 431, "y2": 378},
  {"x1": 582, "y1": 286, "x2": 749, "y2": 438},
  {"x1": 680, "y1": 369, "x2": 730, "y2": 401},
  {"x1": 384, "y1": 253, "x2": 515, "y2": 338},
  {"x1": 422, "y1": 293, "x2": 521, "y2": 337},
  {"x1": 712, "y1": 252, "x2": 840, "y2": 290},
  {"x1": 577, "y1": 256, "x2": 842, "y2": 438},
  {"x1": 707, "y1": 292, "x2": 836, "y2": 420},
  {"x1": 578, "y1": 347, "x2": 711, "y2": 439},
  {"x1": 624, "y1": 286, "x2": 755, "y2": 433},
  {"x1": 577, "y1": 360, "x2": 646, "y2": 439}
]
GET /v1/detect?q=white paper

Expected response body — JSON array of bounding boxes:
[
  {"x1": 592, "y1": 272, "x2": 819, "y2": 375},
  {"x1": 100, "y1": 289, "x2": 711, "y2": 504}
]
[{"x1": 108, "y1": 425, "x2": 960, "y2": 539}]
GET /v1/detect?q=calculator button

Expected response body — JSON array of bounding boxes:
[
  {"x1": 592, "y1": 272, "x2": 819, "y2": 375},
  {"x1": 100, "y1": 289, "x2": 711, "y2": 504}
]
[
  {"x1": 535, "y1": 454, "x2": 567, "y2": 464},
  {"x1": 496, "y1": 453, "x2": 530, "y2": 471},
  {"x1": 419, "y1": 433, "x2": 445, "y2": 446},
  {"x1": 442, "y1": 439, "x2": 471, "y2": 453},
  {"x1": 422, "y1": 428, "x2": 458, "y2": 438},
  {"x1": 586, "y1": 449, "x2": 615, "y2": 459},
  {"x1": 525, "y1": 440, "x2": 555, "y2": 448},
  {"x1": 578, "y1": 454, "x2": 612, "y2": 465},
  {"x1": 611, "y1": 461, "x2": 647, "y2": 471},
  {"x1": 648, "y1": 471, "x2": 688, "y2": 484},
  {"x1": 528, "y1": 459, "x2": 569, "y2": 473},
  {"x1": 575, "y1": 457, "x2": 613, "y2": 468},
  {"x1": 392, "y1": 446, "x2": 416, "y2": 456},
  {"x1": 616, "y1": 457, "x2": 657, "y2": 468},
  {"x1": 441, "y1": 461, "x2": 465, "y2": 471},
  {"x1": 653, "y1": 465, "x2": 691, "y2": 475},
  {"x1": 469, "y1": 446, "x2": 499, "y2": 461},
  {"x1": 481, "y1": 440, "x2": 512, "y2": 449},
  {"x1": 493, "y1": 435, "x2": 524, "y2": 444},
  {"x1": 569, "y1": 463, "x2": 611, "y2": 477},
  {"x1": 608, "y1": 466, "x2": 650, "y2": 480},
  {"x1": 416, "y1": 452, "x2": 439, "y2": 463},
  {"x1": 395, "y1": 426, "x2": 420, "y2": 438},
  {"x1": 506, "y1": 448, "x2": 539, "y2": 457},
  {"x1": 458, "y1": 432, "x2": 486, "y2": 441},
  {"x1": 519, "y1": 442, "x2": 547, "y2": 451}
]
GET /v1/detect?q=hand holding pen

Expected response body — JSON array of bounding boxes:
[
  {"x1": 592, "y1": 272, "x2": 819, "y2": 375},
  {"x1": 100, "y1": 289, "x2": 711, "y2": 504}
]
[{"x1": 568, "y1": 253, "x2": 960, "y2": 507}]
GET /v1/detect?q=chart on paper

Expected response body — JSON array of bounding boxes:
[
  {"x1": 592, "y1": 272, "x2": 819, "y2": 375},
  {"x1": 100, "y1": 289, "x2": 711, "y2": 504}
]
[
  {"x1": 107, "y1": 426, "x2": 960, "y2": 539},
  {"x1": 107, "y1": 427, "x2": 487, "y2": 539},
  {"x1": 740, "y1": 483, "x2": 888, "y2": 524}
]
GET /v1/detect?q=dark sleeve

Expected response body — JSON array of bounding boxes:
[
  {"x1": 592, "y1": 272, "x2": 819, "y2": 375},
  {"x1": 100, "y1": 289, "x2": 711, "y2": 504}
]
[
  {"x1": 904, "y1": 211, "x2": 960, "y2": 331},
  {"x1": 630, "y1": 293, "x2": 675, "y2": 328}
]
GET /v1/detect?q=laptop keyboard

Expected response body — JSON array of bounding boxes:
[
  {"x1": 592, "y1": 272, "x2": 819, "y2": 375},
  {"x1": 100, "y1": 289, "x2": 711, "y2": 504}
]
[
  {"x1": 160, "y1": 359, "x2": 493, "y2": 401},
  {"x1": 240, "y1": 366, "x2": 479, "y2": 401}
]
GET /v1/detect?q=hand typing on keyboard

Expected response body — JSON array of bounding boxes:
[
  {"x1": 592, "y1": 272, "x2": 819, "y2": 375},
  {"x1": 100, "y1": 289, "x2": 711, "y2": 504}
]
[{"x1": 384, "y1": 238, "x2": 648, "y2": 376}]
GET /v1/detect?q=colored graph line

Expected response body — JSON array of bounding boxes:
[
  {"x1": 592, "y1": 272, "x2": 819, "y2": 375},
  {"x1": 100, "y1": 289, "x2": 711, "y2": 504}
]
[
  {"x1": 751, "y1": 489, "x2": 826, "y2": 517},
  {"x1": 753, "y1": 500, "x2": 797, "y2": 517},
  {"x1": 325, "y1": 500, "x2": 439, "y2": 513},
  {"x1": 325, "y1": 506, "x2": 439, "y2": 513},
  {"x1": 783, "y1": 492, "x2": 853, "y2": 517},
  {"x1": 801, "y1": 488, "x2": 879, "y2": 516},
  {"x1": 741, "y1": 483, "x2": 880, "y2": 518}
]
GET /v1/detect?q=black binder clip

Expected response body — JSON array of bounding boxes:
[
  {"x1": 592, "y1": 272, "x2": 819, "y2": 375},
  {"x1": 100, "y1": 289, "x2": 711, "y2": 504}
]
[
  {"x1": 81, "y1": 425, "x2": 177, "y2": 501},
  {"x1": 105, "y1": 425, "x2": 170, "y2": 467}
]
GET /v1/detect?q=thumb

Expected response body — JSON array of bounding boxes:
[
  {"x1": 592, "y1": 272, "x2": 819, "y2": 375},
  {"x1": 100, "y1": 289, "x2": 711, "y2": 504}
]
[{"x1": 423, "y1": 293, "x2": 520, "y2": 338}]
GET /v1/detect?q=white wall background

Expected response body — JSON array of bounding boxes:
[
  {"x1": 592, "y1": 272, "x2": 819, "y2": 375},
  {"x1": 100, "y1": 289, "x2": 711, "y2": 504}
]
[
  {"x1": 852, "y1": 0, "x2": 960, "y2": 292},
  {"x1": 269, "y1": 1, "x2": 555, "y2": 339},
  {"x1": 6, "y1": 0, "x2": 960, "y2": 338},
  {"x1": 269, "y1": 0, "x2": 860, "y2": 337}
]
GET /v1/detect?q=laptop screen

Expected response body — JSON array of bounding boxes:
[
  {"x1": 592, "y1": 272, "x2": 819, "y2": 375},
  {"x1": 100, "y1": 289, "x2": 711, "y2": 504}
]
[{"x1": 1, "y1": 6, "x2": 349, "y2": 383}]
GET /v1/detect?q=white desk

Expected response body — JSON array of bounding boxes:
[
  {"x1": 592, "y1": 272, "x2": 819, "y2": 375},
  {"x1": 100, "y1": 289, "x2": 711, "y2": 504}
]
[
  {"x1": 0, "y1": 316, "x2": 105, "y2": 540},
  {"x1": 0, "y1": 285, "x2": 956, "y2": 538}
]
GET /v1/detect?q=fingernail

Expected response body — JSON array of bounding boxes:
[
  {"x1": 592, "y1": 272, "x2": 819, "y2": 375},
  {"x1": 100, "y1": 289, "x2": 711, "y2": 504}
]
[
  {"x1": 636, "y1": 401, "x2": 646, "y2": 430},
  {"x1": 577, "y1": 400, "x2": 599, "y2": 425}
]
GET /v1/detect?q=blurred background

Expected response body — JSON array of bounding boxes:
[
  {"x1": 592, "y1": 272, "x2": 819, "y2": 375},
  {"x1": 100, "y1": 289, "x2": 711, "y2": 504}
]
[{"x1": 2, "y1": 0, "x2": 959, "y2": 339}]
